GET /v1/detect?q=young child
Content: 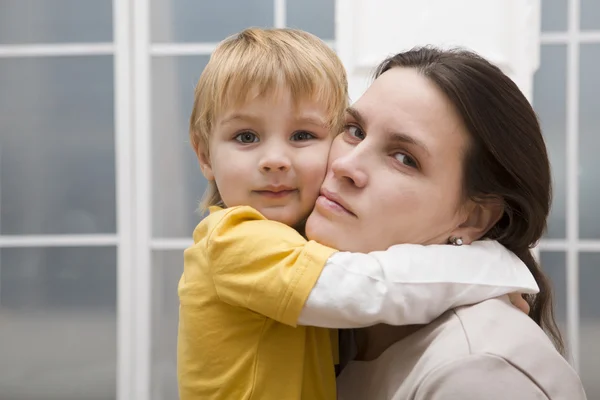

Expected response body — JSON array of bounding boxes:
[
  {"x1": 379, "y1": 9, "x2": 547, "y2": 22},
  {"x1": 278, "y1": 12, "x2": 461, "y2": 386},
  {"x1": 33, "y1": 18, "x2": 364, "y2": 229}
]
[{"x1": 177, "y1": 28, "x2": 537, "y2": 400}]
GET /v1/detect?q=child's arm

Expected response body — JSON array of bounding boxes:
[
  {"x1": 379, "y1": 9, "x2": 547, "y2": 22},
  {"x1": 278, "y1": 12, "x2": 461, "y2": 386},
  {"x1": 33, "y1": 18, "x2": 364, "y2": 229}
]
[
  {"x1": 184, "y1": 205, "x2": 335, "y2": 327},
  {"x1": 193, "y1": 205, "x2": 537, "y2": 328},
  {"x1": 297, "y1": 241, "x2": 538, "y2": 328}
]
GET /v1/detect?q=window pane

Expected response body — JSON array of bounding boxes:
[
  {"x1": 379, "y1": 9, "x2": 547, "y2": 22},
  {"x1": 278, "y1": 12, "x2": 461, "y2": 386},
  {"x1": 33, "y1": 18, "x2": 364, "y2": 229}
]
[
  {"x1": 151, "y1": 250, "x2": 184, "y2": 400},
  {"x1": 0, "y1": 0, "x2": 112, "y2": 44},
  {"x1": 287, "y1": 0, "x2": 335, "y2": 40},
  {"x1": 151, "y1": 0, "x2": 274, "y2": 43},
  {"x1": 579, "y1": 253, "x2": 600, "y2": 399},
  {"x1": 152, "y1": 55, "x2": 209, "y2": 238},
  {"x1": 581, "y1": 0, "x2": 600, "y2": 30},
  {"x1": 579, "y1": 44, "x2": 600, "y2": 239},
  {"x1": 0, "y1": 246, "x2": 117, "y2": 400},
  {"x1": 533, "y1": 45, "x2": 567, "y2": 239},
  {"x1": 540, "y1": 252, "x2": 567, "y2": 343},
  {"x1": 0, "y1": 56, "x2": 116, "y2": 235},
  {"x1": 541, "y1": 0, "x2": 568, "y2": 32}
]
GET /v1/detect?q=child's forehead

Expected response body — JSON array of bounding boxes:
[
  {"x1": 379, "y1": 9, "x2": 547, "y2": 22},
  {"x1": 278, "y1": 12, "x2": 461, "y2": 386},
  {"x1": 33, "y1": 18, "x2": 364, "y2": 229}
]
[{"x1": 217, "y1": 86, "x2": 330, "y2": 121}]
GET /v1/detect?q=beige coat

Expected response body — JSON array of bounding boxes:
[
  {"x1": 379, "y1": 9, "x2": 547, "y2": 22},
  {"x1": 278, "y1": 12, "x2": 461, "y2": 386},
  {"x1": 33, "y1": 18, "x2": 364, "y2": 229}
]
[{"x1": 337, "y1": 297, "x2": 586, "y2": 400}]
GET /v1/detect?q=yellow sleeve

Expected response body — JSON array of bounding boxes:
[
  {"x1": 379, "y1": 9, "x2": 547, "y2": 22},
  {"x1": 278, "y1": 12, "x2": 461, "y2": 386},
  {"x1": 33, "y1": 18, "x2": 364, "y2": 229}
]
[{"x1": 191, "y1": 205, "x2": 337, "y2": 327}]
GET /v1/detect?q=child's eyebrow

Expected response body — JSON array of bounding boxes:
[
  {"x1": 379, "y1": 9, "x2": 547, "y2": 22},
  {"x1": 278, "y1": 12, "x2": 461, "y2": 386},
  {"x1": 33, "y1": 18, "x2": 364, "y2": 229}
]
[
  {"x1": 293, "y1": 108, "x2": 329, "y2": 127},
  {"x1": 219, "y1": 112, "x2": 260, "y2": 125},
  {"x1": 218, "y1": 112, "x2": 327, "y2": 127},
  {"x1": 295, "y1": 115, "x2": 327, "y2": 127}
]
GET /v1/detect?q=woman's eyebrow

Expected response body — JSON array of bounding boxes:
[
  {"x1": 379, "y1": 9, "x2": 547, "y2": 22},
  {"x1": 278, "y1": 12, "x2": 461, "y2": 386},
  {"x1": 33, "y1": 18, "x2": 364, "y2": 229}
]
[
  {"x1": 389, "y1": 132, "x2": 431, "y2": 156},
  {"x1": 346, "y1": 106, "x2": 366, "y2": 126},
  {"x1": 347, "y1": 106, "x2": 431, "y2": 156}
]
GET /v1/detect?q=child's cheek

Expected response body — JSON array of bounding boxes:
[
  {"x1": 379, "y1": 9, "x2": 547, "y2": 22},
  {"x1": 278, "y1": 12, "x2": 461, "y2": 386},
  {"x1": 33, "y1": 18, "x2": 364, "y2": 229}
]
[{"x1": 299, "y1": 145, "x2": 330, "y2": 192}]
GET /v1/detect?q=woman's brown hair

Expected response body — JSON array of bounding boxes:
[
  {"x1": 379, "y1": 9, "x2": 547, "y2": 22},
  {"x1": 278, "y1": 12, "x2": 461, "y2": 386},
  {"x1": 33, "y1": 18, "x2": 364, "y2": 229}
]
[{"x1": 375, "y1": 47, "x2": 564, "y2": 354}]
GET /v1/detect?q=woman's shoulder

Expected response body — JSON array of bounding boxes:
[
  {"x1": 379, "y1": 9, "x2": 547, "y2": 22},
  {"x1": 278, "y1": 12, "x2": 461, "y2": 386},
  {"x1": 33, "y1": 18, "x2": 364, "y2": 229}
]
[
  {"x1": 441, "y1": 297, "x2": 585, "y2": 398},
  {"x1": 337, "y1": 300, "x2": 586, "y2": 399},
  {"x1": 450, "y1": 296, "x2": 557, "y2": 355},
  {"x1": 416, "y1": 352, "x2": 586, "y2": 400}
]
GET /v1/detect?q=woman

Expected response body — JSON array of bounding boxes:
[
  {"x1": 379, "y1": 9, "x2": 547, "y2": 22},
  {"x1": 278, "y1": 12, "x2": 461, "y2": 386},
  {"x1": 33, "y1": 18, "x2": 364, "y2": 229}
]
[{"x1": 305, "y1": 47, "x2": 586, "y2": 399}]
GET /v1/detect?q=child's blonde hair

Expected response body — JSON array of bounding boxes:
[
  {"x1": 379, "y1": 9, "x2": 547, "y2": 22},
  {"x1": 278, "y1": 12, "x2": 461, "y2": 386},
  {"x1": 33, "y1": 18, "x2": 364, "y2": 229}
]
[{"x1": 190, "y1": 27, "x2": 348, "y2": 210}]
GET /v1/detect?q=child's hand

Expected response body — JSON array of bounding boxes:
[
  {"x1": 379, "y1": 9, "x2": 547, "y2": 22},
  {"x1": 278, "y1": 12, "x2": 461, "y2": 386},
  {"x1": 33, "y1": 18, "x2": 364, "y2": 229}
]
[{"x1": 508, "y1": 292, "x2": 530, "y2": 315}]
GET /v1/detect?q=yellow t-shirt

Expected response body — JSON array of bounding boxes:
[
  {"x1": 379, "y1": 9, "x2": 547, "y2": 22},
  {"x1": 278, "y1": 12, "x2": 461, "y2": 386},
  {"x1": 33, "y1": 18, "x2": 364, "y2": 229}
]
[{"x1": 177, "y1": 206, "x2": 338, "y2": 399}]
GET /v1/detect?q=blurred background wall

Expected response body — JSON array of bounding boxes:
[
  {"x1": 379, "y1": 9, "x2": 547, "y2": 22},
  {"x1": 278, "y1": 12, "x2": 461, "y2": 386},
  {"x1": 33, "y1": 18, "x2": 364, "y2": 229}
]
[{"x1": 0, "y1": 1, "x2": 598, "y2": 399}]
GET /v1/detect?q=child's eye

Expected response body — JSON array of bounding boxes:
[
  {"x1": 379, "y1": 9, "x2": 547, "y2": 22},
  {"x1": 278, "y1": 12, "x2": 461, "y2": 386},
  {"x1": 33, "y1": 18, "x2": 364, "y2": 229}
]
[
  {"x1": 346, "y1": 125, "x2": 366, "y2": 140},
  {"x1": 394, "y1": 152, "x2": 418, "y2": 169},
  {"x1": 235, "y1": 131, "x2": 259, "y2": 143},
  {"x1": 291, "y1": 131, "x2": 315, "y2": 141}
]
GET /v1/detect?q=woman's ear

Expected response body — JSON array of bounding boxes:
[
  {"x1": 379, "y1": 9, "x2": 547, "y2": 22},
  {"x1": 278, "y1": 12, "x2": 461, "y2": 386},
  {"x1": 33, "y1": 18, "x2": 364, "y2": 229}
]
[
  {"x1": 193, "y1": 138, "x2": 214, "y2": 181},
  {"x1": 451, "y1": 197, "x2": 504, "y2": 244}
]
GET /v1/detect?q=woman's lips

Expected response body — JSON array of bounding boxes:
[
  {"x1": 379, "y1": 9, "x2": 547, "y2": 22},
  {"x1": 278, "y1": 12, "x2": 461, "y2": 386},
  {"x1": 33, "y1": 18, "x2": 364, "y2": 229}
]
[{"x1": 316, "y1": 189, "x2": 356, "y2": 217}]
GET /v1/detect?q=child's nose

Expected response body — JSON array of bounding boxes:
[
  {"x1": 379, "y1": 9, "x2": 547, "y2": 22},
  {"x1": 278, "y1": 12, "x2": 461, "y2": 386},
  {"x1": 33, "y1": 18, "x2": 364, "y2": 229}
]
[{"x1": 259, "y1": 154, "x2": 291, "y2": 172}]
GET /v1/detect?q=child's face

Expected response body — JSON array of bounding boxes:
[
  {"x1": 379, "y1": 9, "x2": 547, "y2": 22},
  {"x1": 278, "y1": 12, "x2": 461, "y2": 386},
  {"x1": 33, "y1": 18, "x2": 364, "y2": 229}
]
[{"x1": 200, "y1": 89, "x2": 335, "y2": 228}]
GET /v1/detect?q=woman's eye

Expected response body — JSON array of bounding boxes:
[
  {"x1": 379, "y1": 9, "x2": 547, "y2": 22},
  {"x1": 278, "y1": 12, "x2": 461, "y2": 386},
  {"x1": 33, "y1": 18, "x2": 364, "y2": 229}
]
[
  {"x1": 291, "y1": 131, "x2": 315, "y2": 141},
  {"x1": 235, "y1": 132, "x2": 259, "y2": 143},
  {"x1": 346, "y1": 125, "x2": 366, "y2": 140},
  {"x1": 394, "y1": 152, "x2": 418, "y2": 169}
]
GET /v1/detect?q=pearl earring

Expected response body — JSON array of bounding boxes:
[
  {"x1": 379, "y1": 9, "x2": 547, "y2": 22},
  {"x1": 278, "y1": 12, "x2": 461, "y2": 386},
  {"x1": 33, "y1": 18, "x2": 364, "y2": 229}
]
[{"x1": 449, "y1": 236, "x2": 463, "y2": 246}]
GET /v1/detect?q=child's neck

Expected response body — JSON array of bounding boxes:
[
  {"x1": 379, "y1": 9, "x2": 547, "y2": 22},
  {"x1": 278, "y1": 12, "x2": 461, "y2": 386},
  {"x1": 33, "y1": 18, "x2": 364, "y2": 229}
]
[{"x1": 294, "y1": 218, "x2": 308, "y2": 238}]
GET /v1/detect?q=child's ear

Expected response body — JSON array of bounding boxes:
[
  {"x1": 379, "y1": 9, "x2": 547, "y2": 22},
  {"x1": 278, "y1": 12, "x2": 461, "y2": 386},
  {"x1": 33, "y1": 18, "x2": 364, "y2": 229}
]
[
  {"x1": 198, "y1": 152, "x2": 214, "y2": 181},
  {"x1": 450, "y1": 197, "x2": 504, "y2": 244},
  {"x1": 193, "y1": 139, "x2": 214, "y2": 181}
]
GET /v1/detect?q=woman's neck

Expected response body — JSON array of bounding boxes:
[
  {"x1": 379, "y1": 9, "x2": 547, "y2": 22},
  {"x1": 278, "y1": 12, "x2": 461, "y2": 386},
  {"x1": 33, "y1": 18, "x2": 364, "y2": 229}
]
[{"x1": 354, "y1": 324, "x2": 423, "y2": 361}]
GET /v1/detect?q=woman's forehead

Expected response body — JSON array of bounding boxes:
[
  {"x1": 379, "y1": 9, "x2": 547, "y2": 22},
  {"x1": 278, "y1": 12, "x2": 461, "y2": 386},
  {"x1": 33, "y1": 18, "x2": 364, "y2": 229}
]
[{"x1": 353, "y1": 69, "x2": 469, "y2": 152}]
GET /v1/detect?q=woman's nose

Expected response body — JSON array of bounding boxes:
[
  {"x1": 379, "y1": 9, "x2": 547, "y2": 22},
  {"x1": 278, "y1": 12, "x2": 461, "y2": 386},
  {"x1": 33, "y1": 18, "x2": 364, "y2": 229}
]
[{"x1": 330, "y1": 150, "x2": 368, "y2": 188}]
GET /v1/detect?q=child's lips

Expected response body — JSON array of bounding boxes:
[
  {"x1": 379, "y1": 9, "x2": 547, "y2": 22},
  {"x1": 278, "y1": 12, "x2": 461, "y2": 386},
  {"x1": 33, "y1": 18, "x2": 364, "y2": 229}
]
[{"x1": 254, "y1": 188, "x2": 297, "y2": 199}]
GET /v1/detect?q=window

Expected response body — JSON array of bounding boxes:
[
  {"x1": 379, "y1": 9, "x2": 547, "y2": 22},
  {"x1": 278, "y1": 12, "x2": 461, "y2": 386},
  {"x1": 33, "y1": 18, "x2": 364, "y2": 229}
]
[
  {"x1": 535, "y1": 0, "x2": 600, "y2": 397},
  {"x1": 0, "y1": 1, "x2": 336, "y2": 399}
]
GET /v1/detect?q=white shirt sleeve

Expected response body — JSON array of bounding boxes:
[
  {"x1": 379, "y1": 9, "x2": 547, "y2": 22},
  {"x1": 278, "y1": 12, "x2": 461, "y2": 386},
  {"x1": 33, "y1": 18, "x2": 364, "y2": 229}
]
[{"x1": 297, "y1": 240, "x2": 539, "y2": 328}]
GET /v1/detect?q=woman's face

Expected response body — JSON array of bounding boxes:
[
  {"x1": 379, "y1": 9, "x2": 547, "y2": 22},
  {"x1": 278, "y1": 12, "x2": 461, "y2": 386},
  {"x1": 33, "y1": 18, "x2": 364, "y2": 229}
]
[{"x1": 306, "y1": 67, "x2": 476, "y2": 253}]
